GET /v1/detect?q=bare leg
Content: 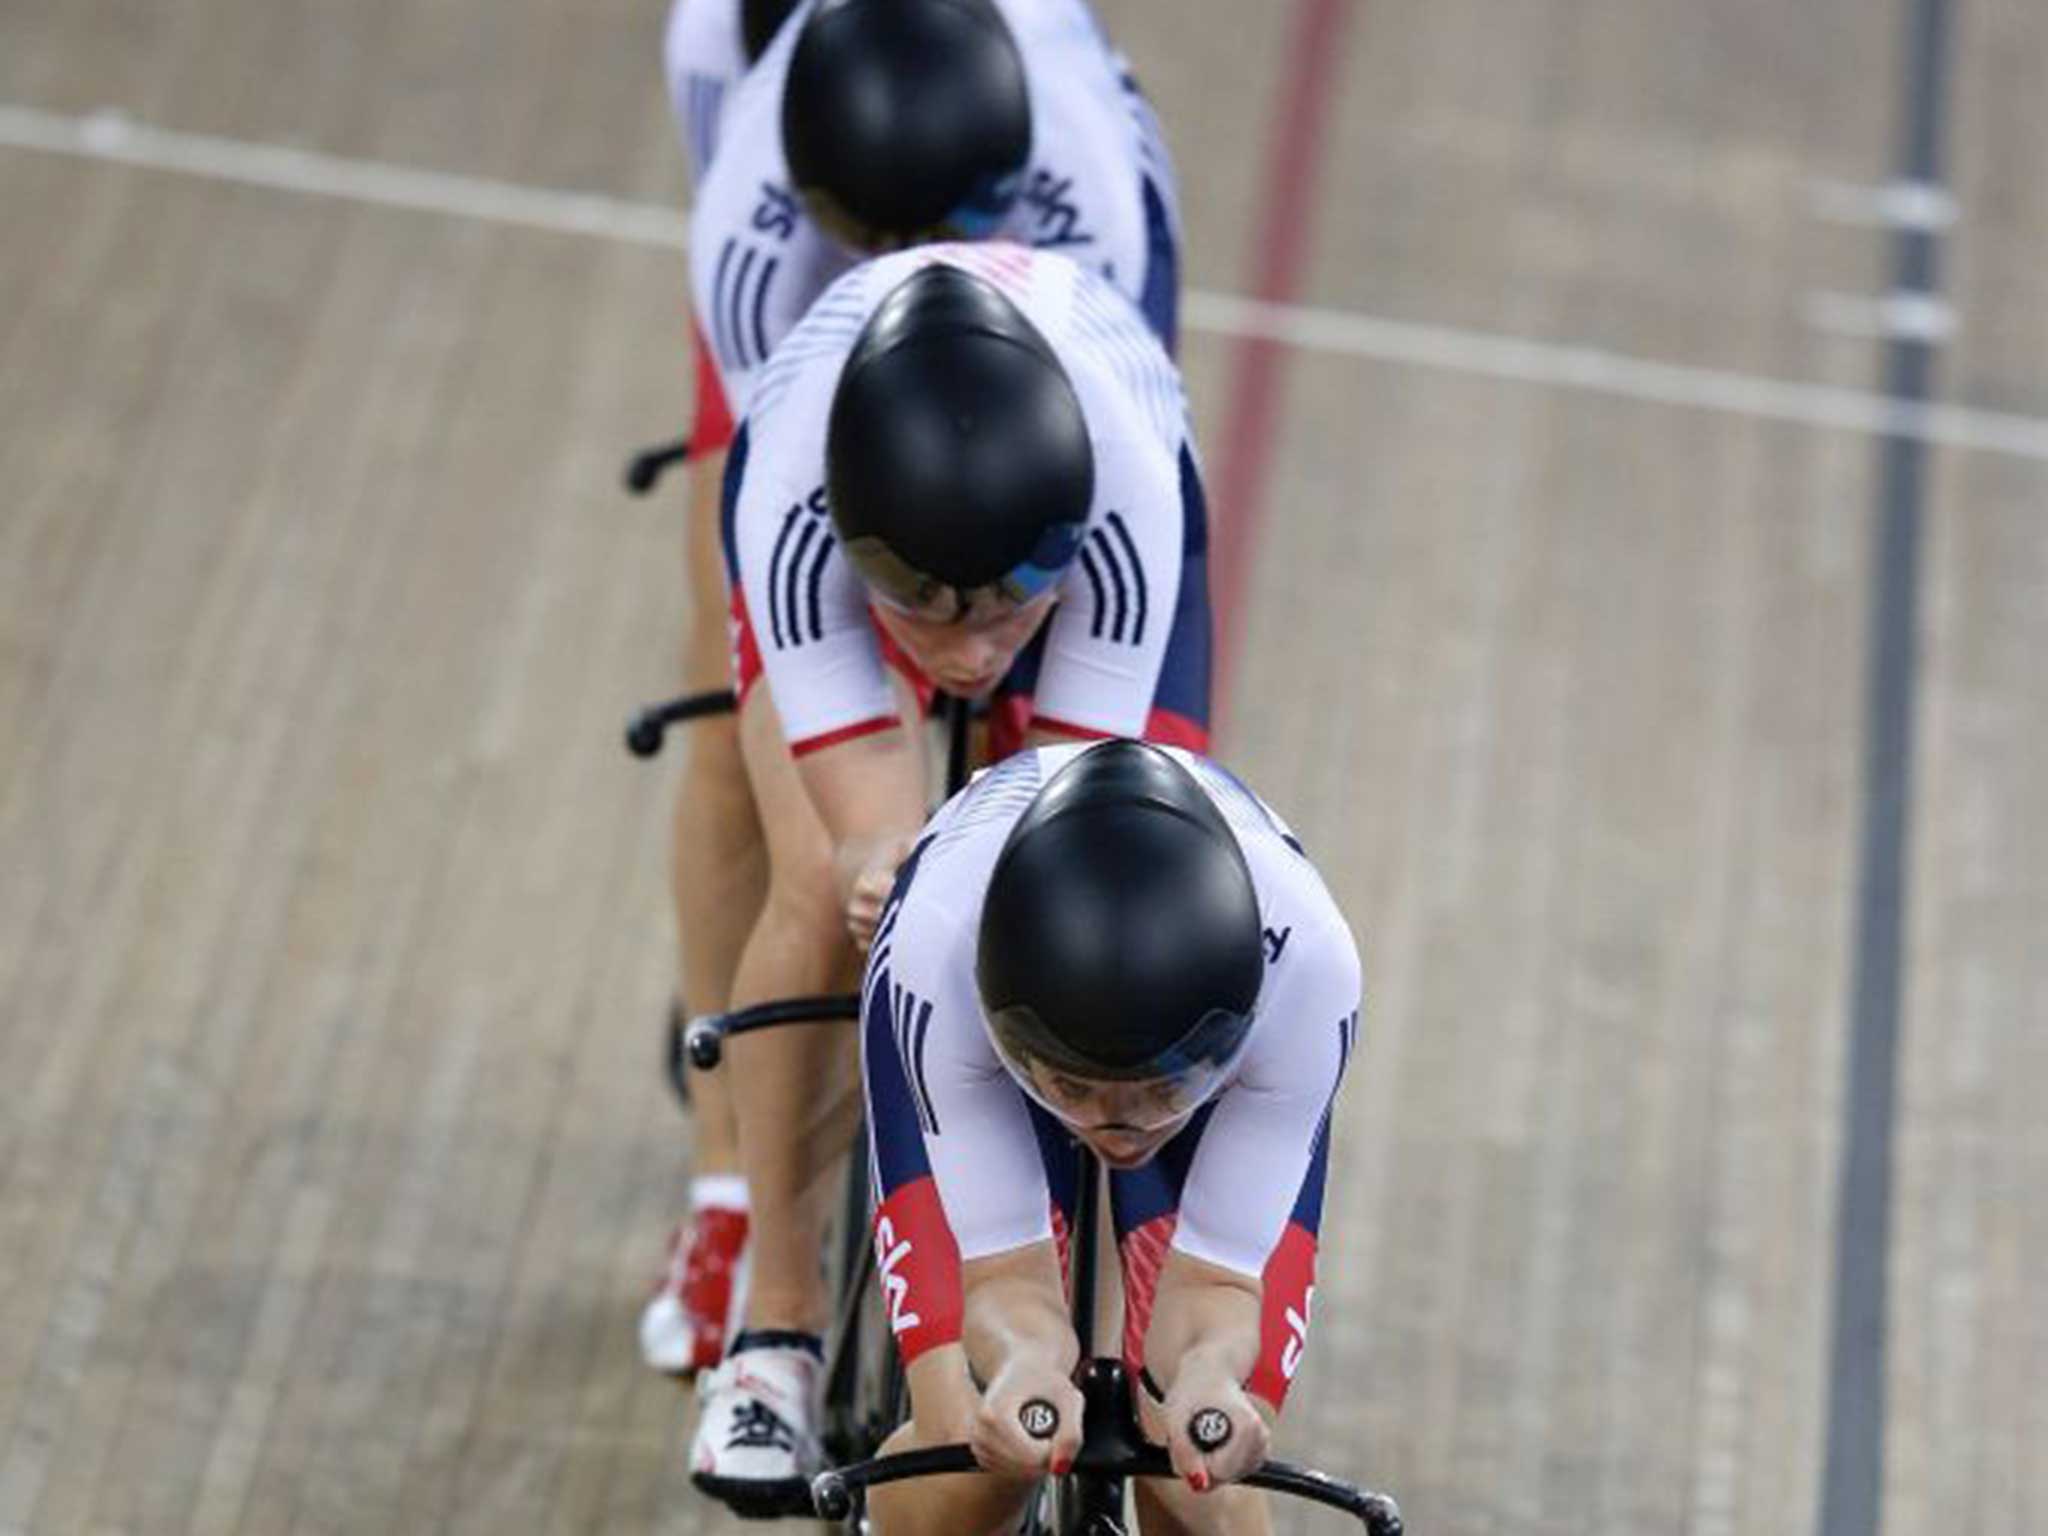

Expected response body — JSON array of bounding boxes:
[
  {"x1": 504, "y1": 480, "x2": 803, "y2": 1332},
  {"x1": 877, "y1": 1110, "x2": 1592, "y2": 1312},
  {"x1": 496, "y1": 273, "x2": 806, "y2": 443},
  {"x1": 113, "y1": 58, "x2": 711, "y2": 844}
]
[
  {"x1": 1133, "y1": 1391, "x2": 1274, "y2": 1535},
  {"x1": 640, "y1": 448, "x2": 762, "y2": 1377},
  {"x1": 724, "y1": 685, "x2": 869, "y2": 1332},
  {"x1": 670, "y1": 444, "x2": 758, "y2": 1176},
  {"x1": 865, "y1": 1412, "x2": 1034, "y2": 1536},
  {"x1": 1131, "y1": 1478, "x2": 1271, "y2": 1535}
]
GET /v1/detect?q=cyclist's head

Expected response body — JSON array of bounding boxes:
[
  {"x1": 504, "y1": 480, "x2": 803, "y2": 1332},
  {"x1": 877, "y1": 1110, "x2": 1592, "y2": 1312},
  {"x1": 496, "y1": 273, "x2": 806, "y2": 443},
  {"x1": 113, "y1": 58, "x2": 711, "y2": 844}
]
[
  {"x1": 827, "y1": 262, "x2": 1092, "y2": 651},
  {"x1": 976, "y1": 742, "x2": 1264, "y2": 1165},
  {"x1": 783, "y1": 0, "x2": 1031, "y2": 252},
  {"x1": 742, "y1": 0, "x2": 803, "y2": 62}
]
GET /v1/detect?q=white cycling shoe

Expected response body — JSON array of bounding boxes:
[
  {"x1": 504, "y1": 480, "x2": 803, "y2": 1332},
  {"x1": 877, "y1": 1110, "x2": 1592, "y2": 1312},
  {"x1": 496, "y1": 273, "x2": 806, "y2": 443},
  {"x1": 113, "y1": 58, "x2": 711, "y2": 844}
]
[{"x1": 689, "y1": 1337, "x2": 824, "y2": 1519}]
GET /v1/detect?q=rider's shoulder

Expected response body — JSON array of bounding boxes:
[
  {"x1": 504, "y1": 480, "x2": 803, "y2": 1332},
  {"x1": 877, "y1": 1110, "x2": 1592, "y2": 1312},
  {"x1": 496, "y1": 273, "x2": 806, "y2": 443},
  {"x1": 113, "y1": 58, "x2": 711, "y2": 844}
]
[
  {"x1": 1167, "y1": 752, "x2": 1303, "y2": 853},
  {"x1": 988, "y1": 0, "x2": 1123, "y2": 70},
  {"x1": 916, "y1": 752, "x2": 1051, "y2": 881},
  {"x1": 664, "y1": 0, "x2": 746, "y2": 89},
  {"x1": 1169, "y1": 753, "x2": 1357, "y2": 974},
  {"x1": 732, "y1": 261, "x2": 878, "y2": 439},
  {"x1": 684, "y1": 10, "x2": 804, "y2": 219}
]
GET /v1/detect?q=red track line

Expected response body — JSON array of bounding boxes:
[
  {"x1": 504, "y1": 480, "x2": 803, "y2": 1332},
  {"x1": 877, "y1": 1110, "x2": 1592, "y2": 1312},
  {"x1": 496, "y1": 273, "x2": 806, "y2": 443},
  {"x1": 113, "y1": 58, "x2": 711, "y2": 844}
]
[{"x1": 1208, "y1": 0, "x2": 1355, "y2": 722}]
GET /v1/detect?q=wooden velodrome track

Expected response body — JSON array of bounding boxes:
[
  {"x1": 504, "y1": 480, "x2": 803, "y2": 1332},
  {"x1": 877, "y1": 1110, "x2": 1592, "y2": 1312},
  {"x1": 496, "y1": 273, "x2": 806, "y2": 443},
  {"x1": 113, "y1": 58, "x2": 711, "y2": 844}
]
[{"x1": 2, "y1": 0, "x2": 2043, "y2": 1531}]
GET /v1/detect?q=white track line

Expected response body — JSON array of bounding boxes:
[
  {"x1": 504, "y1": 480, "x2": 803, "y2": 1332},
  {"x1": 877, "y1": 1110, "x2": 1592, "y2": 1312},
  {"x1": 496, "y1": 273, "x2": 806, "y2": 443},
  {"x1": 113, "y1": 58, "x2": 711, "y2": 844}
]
[
  {"x1": 7, "y1": 103, "x2": 2048, "y2": 466},
  {"x1": 1, "y1": 105, "x2": 694, "y2": 248}
]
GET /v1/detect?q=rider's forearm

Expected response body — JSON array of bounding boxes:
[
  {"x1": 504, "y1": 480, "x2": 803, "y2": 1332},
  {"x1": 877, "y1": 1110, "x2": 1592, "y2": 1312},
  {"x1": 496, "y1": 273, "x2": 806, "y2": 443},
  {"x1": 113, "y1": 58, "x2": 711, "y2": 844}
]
[
  {"x1": 681, "y1": 448, "x2": 732, "y2": 684},
  {"x1": 1144, "y1": 1258, "x2": 1263, "y2": 1396},
  {"x1": 961, "y1": 1249, "x2": 1078, "y2": 1387},
  {"x1": 797, "y1": 729, "x2": 928, "y2": 897},
  {"x1": 903, "y1": 1343, "x2": 983, "y2": 1441}
]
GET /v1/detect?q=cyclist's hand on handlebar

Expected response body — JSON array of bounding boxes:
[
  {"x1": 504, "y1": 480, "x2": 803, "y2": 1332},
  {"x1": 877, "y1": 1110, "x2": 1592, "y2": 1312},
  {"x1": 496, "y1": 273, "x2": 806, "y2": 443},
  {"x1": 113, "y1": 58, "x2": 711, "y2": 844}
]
[
  {"x1": 971, "y1": 1356, "x2": 1083, "y2": 1479},
  {"x1": 1162, "y1": 1363, "x2": 1269, "y2": 1492},
  {"x1": 845, "y1": 833, "x2": 917, "y2": 950}
]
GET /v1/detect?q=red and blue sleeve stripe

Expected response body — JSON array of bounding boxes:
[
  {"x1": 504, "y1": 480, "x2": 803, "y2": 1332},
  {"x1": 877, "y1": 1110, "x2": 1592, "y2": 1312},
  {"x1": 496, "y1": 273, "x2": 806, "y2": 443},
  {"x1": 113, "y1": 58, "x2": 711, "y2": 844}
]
[{"x1": 861, "y1": 959, "x2": 965, "y2": 1364}]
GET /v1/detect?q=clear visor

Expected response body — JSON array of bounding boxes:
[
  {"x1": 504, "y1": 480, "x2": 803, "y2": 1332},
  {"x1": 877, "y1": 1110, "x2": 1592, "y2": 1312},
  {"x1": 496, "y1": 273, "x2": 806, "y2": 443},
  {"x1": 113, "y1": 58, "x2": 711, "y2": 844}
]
[
  {"x1": 1004, "y1": 1053, "x2": 1234, "y2": 1141},
  {"x1": 986, "y1": 1006, "x2": 1256, "y2": 1143},
  {"x1": 843, "y1": 521, "x2": 1082, "y2": 623}
]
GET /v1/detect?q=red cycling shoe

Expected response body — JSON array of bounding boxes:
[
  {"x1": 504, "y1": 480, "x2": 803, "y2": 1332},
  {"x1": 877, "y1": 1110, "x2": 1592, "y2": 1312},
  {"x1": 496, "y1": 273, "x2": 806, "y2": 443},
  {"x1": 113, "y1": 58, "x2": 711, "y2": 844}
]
[{"x1": 639, "y1": 1196, "x2": 749, "y2": 1376}]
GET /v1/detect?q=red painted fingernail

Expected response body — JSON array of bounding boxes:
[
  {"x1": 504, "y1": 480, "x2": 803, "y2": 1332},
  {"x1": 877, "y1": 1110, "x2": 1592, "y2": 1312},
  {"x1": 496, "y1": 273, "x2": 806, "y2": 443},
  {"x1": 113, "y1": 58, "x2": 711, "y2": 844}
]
[
  {"x1": 1050, "y1": 1456, "x2": 1071, "y2": 1477},
  {"x1": 1190, "y1": 1468, "x2": 1211, "y2": 1493}
]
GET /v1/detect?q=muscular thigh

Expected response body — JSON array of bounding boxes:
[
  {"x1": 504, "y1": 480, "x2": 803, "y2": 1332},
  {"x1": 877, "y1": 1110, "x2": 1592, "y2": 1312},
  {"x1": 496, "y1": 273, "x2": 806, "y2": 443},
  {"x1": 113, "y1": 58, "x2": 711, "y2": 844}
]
[
  {"x1": 868, "y1": 1415, "x2": 1035, "y2": 1536},
  {"x1": 1131, "y1": 1456, "x2": 1268, "y2": 1536}
]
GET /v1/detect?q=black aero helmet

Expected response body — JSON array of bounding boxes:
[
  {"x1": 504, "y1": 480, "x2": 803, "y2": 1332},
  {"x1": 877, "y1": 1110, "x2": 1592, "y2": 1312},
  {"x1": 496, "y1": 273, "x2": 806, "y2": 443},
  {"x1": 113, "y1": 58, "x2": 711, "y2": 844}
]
[
  {"x1": 742, "y1": 0, "x2": 803, "y2": 62},
  {"x1": 783, "y1": 0, "x2": 1031, "y2": 249},
  {"x1": 976, "y1": 742, "x2": 1264, "y2": 1116},
  {"x1": 827, "y1": 264, "x2": 1092, "y2": 616}
]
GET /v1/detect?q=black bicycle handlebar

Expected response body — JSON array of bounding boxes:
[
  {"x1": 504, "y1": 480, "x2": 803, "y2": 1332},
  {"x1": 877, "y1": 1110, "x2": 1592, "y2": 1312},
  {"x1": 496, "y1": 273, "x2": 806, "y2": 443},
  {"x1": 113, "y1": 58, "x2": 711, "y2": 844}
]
[
  {"x1": 683, "y1": 994, "x2": 863, "y2": 1070},
  {"x1": 624, "y1": 688, "x2": 738, "y2": 758},
  {"x1": 623, "y1": 436, "x2": 691, "y2": 495},
  {"x1": 627, "y1": 679, "x2": 972, "y2": 763},
  {"x1": 809, "y1": 1443, "x2": 1403, "y2": 1531},
  {"x1": 1010, "y1": 1399, "x2": 1228, "y2": 1455},
  {"x1": 811, "y1": 1446, "x2": 977, "y2": 1519}
]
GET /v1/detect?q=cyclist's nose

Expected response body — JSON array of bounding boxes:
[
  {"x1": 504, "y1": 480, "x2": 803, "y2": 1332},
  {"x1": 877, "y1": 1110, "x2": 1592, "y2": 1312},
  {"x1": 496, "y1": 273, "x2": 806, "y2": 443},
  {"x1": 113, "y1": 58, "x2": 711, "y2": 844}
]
[{"x1": 940, "y1": 631, "x2": 1002, "y2": 681}]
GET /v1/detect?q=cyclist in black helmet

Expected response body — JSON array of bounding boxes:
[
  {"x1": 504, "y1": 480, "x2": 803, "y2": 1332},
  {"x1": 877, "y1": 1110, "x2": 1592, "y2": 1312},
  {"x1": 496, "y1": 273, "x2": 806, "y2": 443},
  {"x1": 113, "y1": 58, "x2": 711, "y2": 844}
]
[
  {"x1": 783, "y1": 0, "x2": 1030, "y2": 248},
  {"x1": 691, "y1": 0, "x2": 1182, "y2": 419},
  {"x1": 862, "y1": 741, "x2": 1365, "y2": 1535},
  {"x1": 646, "y1": 0, "x2": 1182, "y2": 1387},
  {"x1": 688, "y1": 245, "x2": 1214, "y2": 1509}
]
